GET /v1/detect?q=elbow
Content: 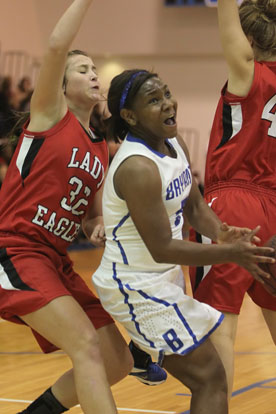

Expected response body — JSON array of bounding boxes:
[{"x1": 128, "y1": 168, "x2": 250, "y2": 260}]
[
  {"x1": 150, "y1": 248, "x2": 170, "y2": 264},
  {"x1": 48, "y1": 34, "x2": 67, "y2": 54},
  {"x1": 152, "y1": 253, "x2": 163, "y2": 263}
]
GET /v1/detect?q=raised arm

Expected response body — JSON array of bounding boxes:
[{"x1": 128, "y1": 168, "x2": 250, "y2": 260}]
[
  {"x1": 218, "y1": 0, "x2": 254, "y2": 96},
  {"x1": 29, "y1": 0, "x2": 93, "y2": 131}
]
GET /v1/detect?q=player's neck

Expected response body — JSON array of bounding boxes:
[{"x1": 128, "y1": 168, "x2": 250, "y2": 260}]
[{"x1": 69, "y1": 106, "x2": 93, "y2": 131}]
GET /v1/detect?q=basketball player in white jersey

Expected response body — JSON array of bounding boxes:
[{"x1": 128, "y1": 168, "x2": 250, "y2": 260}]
[{"x1": 91, "y1": 69, "x2": 275, "y2": 414}]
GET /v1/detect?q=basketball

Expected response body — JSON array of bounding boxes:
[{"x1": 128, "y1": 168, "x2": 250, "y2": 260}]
[{"x1": 259, "y1": 235, "x2": 276, "y2": 296}]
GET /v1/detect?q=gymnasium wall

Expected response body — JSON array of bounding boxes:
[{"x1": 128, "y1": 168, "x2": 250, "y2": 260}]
[{"x1": 0, "y1": 0, "x2": 228, "y2": 179}]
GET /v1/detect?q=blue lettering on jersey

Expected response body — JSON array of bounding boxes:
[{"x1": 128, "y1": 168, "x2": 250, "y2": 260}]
[
  {"x1": 166, "y1": 166, "x2": 192, "y2": 201},
  {"x1": 174, "y1": 197, "x2": 188, "y2": 226}
]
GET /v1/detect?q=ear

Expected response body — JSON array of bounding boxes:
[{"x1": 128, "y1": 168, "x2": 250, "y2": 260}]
[{"x1": 120, "y1": 108, "x2": 137, "y2": 126}]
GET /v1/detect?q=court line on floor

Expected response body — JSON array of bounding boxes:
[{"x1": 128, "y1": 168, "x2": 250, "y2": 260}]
[
  {"x1": 0, "y1": 398, "x2": 176, "y2": 414},
  {"x1": 2, "y1": 378, "x2": 276, "y2": 413},
  {"x1": 235, "y1": 351, "x2": 276, "y2": 355},
  {"x1": 177, "y1": 377, "x2": 276, "y2": 414}
]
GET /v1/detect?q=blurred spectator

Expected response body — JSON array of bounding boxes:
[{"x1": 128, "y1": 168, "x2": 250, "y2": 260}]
[
  {"x1": 0, "y1": 76, "x2": 15, "y2": 111},
  {"x1": 0, "y1": 137, "x2": 13, "y2": 163},
  {"x1": 0, "y1": 76, "x2": 17, "y2": 138},
  {"x1": 14, "y1": 76, "x2": 33, "y2": 111}
]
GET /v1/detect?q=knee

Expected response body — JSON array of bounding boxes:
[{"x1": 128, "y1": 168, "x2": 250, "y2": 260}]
[
  {"x1": 164, "y1": 347, "x2": 227, "y2": 396},
  {"x1": 107, "y1": 345, "x2": 134, "y2": 385},
  {"x1": 70, "y1": 328, "x2": 102, "y2": 362},
  {"x1": 191, "y1": 355, "x2": 228, "y2": 395}
]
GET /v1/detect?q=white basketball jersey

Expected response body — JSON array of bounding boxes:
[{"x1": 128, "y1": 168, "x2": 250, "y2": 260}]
[{"x1": 101, "y1": 134, "x2": 192, "y2": 272}]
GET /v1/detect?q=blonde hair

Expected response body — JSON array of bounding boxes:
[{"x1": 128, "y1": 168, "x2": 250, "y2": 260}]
[{"x1": 239, "y1": 0, "x2": 276, "y2": 56}]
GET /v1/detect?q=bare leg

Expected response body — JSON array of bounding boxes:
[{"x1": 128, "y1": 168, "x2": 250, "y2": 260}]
[
  {"x1": 210, "y1": 313, "x2": 238, "y2": 399},
  {"x1": 262, "y1": 308, "x2": 276, "y2": 344},
  {"x1": 52, "y1": 323, "x2": 133, "y2": 408},
  {"x1": 21, "y1": 296, "x2": 118, "y2": 414},
  {"x1": 163, "y1": 338, "x2": 228, "y2": 414}
]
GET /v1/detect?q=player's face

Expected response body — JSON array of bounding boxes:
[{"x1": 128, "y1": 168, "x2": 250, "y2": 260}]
[
  {"x1": 64, "y1": 55, "x2": 102, "y2": 104},
  {"x1": 129, "y1": 77, "x2": 177, "y2": 140}
]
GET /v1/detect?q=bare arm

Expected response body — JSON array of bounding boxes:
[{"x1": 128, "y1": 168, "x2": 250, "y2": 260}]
[
  {"x1": 218, "y1": 0, "x2": 254, "y2": 96},
  {"x1": 29, "y1": 0, "x2": 93, "y2": 131},
  {"x1": 114, "y1": 154, "x2": 274, "y2": 281}
]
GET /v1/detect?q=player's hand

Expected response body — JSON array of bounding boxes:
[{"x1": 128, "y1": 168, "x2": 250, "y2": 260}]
[
  {"x1": 217, "y1": 222, "x2": 261, "y2": 244},
  {"x1": 231, "y1": 227, "x2": 275, "y2": 283},
  {"x1": 90, "y1": 224, "x2": 106, "y2": 248}
]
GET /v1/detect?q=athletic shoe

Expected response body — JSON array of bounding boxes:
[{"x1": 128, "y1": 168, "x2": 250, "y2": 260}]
[
  {"x1": 129, "y1": 340, "x2": 167, "y2": 385},
  {"x1": 129, "y1": 362, "x2": 167, "y2": 386}
]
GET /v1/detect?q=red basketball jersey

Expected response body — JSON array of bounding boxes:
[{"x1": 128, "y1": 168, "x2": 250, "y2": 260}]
[
  {"x1": 205, "y1": 61, "x2": 276, "y2": 193},
  {"x1": 0, "y1": 111, "x2": 108, "y2": 254}
]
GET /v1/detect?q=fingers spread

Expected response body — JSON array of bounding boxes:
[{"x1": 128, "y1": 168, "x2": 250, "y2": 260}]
[{"x1": 254, "y1": 264, "x2": 271, "y2": 281}]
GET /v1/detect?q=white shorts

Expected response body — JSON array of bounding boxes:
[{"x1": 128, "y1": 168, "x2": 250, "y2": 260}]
[{"x1": 92, "y1": 261, "x2": 223, "y2": 362}]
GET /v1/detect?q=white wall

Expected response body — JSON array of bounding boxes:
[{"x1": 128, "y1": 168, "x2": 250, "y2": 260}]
[
  {"x1": 0, "y1": 0, "x2": 222, "y2": 55},
  {"x1": 0, "y1": 0, "x2": 228, "y2": 180}
]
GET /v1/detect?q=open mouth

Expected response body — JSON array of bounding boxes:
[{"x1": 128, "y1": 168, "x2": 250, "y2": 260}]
[{"x1": 164, "y1": 116, "x2": 176, "y2": 126}]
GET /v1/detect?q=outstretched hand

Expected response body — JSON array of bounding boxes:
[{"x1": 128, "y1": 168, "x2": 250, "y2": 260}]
[
  {"x1": 217, "y1": 222, "x2": 261, "y2": 244},
  {"x1": 229, "y1": 226, "x2": 275, "y2": 283}
]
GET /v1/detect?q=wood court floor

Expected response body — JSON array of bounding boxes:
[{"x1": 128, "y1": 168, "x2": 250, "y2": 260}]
[{"x1": 1, "y1": 247, "x2": 275, "y2": 414}]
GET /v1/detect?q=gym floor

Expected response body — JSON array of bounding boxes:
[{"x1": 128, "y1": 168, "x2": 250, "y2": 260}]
[{"x1": 1, "y1": 247, "x2": 275, "y2": 414}]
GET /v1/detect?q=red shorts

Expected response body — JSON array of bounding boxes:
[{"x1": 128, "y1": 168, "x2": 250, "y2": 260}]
[
  {"x1": 189, "y1": 183, "x2": 276, "y2": 314},
  {"x1": 0, "y1": 235, "x2": 113, "y2": 353}
]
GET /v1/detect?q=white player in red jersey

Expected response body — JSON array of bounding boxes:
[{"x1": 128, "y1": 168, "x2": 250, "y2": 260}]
[
  {"x1": 0, "y1": 1, "x2": 133, "y2": 413},
  {"x1": 190, "y1": 0, "x2": 276, "y2": 401}
]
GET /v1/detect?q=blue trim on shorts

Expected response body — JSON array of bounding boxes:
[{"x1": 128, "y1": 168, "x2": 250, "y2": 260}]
[
  {"x1": 126, "y1": 283, "x2": 198, "y2": 344},
  {"x1": 125, "y1": 283, "x2": 225, "y2": 355},
  {"x1": 112, "y1": 214, "x2": 130, "y2": 264},
  {"x1": 112, "y1": 262, "x2": 155, "y2": 348},
  {"x1": 174, "y1": 313, "x2": 225, "y2": 356}
]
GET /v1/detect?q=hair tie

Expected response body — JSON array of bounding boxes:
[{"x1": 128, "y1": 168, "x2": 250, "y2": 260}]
[{"x1": 119, "y1": 71, "x2": 147, "y2": 111}]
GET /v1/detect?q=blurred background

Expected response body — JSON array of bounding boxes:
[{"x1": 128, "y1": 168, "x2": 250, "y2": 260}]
[{"x1": 0, "y1": 0, "x2": 230, "y2": 185}]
